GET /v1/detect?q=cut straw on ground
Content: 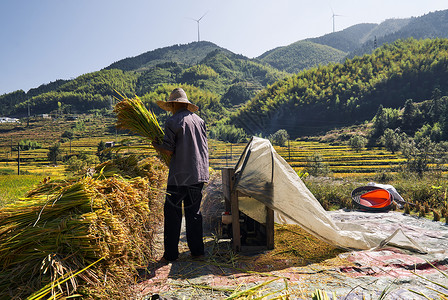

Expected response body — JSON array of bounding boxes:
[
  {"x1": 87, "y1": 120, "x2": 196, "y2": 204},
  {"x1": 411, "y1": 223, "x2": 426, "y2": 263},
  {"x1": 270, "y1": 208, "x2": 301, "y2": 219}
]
[{"x1": 0, "y1": 156, "x2": 167, "y2": 299}]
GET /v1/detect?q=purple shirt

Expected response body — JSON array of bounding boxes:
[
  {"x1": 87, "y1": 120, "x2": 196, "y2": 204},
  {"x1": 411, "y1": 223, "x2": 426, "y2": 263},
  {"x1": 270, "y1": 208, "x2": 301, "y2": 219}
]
[{"x1": 160, "y1": 109, "x2": 209, "y2": 186}]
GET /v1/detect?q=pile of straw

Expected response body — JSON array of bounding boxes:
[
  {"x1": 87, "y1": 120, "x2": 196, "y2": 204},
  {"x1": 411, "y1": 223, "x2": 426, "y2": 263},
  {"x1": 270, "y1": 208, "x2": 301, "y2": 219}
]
[
  {"x1": 114, "y1": 94, "x2": 170, "y2": 165},
  {"x1": 0, "y1": 156, "x2": 167, "y2": 299},
  {"x1": 243, "y1": 224, "x2": 345, "y2": 272}
]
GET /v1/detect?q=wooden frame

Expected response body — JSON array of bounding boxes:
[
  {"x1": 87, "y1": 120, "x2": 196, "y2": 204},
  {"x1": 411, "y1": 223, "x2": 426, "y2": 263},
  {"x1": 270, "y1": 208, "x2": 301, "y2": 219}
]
[{"x1": 222, "y1": 167, "x2": 274, "y2": 252}]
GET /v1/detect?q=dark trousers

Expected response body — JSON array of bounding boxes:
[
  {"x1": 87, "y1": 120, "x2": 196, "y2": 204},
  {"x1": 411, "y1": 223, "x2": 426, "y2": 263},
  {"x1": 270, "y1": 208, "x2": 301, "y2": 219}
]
[{"x1": 163, "y1": 183, "x2": 205, "y2": 261}]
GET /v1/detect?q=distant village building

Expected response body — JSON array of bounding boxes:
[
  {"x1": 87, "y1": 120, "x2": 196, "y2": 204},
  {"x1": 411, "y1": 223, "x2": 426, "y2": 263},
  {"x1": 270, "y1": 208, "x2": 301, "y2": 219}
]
[
  {"x1": 0, "y1": 117, "x2": 20, "y2": 123},
  {"x1": 37, "y1": 114, "x2": 51, "y2": 119},
  {"x1": 105, "y1": 141, "x2": 115, "y2": 148}
]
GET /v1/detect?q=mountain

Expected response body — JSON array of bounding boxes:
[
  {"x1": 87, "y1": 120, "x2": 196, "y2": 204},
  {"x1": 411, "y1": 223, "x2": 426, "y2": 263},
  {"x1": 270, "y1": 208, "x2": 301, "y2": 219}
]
[
  {"x1": 256, "y1": 41, "x2": 347, "y2": 74},
  {"x1": 231, "y1": 38, "x2": 448, "y2": 137},
  {"x1": 135, "y1": 49, "x2": 288, "y2": 96},
  {"x1": 307, "y1": 23, "x2": 378, "y2": 53},
  {"x1": 350, "y1": 9, "x2": 448, "y2": 58},
  {"x1": 11, "y1": 69, "x2": 139, "y2": 116},
  {"x1": 3, "y1": 8, "x2": 448, "y2": 139},
  {"x1": 105, "y1": 40, "x2": 288, "y2": 98},
  {"x1": 257, "y1": 9, "x2": 448, "y2": 74},
  {"x1": 105, "y1": 41, "x2": 233, "y2": 72},
  {"x1": 255, "y1": 22, "x2": 410, "y2": 73},
  {"x1": 1, "y1": 42, "x2": 287, "y2": 118},
  {"x1": 358, "y1": 18, "x2": 411, "y2": 45}
]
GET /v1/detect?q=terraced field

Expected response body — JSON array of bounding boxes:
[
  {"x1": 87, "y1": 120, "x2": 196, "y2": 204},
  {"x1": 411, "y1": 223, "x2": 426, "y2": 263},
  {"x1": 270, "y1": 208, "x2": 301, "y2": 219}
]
[
  {"x1": 0, "y1": 138, "x2": 404, "y2": 178},
  {"x1": 0, "y1": 116, "x2": 407, "y2": 179},
  {"x1": 209, "y1": 140, "x2": 405, "y2": 177}
]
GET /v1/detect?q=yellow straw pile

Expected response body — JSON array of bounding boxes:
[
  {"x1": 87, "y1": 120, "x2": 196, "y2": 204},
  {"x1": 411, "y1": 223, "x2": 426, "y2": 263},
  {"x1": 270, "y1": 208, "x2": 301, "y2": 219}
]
[{"x1": 0, "y1": 156, "x2": 167, "y2": 299}]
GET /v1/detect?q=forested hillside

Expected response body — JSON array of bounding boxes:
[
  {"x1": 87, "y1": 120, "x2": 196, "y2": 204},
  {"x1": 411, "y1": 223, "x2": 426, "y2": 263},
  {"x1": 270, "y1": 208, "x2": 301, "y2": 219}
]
[
  {"x1": 8, "y1": 69, "x2": 139, "y2": 116},
  {"x1": 350, "y1": 9, "x2": 448, "y2": 58},
  {"x1": 257, "y1": 41, "x2": 347, "y2": 74},
  {"x1": 0, "y1": 43, "x2": 287, "y2": 117},
  {"x1": 105, "y1": 41, "x2": 232, "y2": 72},
  {"x1": 2, "y1": 9, "x2": 448, "y2": 141},
  {"x1": 136, "y1": 50, "x2": 288, "y2": 98},
  {"x1": 357, "y1": 18, "x2": 411, "y2": 45},
  {"x1": 257, "y1": 9, "x2": 448, "y2": 74},
  {"x1": 256, "y1": 21, "x2": 411, "y2": 73},
  {"x1": 307, "y1": 23, "x2": 377, "y2": 53},
  {"x1": 231, "y1": 38, "x2": 448, "y2": 138}
]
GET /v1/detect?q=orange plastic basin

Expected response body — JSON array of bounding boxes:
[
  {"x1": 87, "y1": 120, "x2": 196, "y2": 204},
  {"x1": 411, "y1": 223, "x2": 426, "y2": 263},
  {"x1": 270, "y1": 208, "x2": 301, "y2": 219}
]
[{"x1": 359, "y1": 189, "x2": 392, "y2": 208}]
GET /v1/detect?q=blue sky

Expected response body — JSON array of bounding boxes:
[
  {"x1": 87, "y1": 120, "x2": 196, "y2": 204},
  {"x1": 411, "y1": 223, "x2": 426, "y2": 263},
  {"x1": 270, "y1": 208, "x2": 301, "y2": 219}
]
[{"x1": 1, "y1": 0, "x2": 447, "y2": 95}]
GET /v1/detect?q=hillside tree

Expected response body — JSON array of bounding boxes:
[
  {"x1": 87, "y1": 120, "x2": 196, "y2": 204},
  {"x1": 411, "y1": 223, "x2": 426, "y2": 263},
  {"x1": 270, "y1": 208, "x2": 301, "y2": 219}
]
[
  {"x1": 401, "y1": 99, "x2": 421, "y2": 132},
  {"x1": 380, "y1": 128, "x2": 404, "y2": 154},
  {"x1": 47, "y1": 143, "x2": 62, "y2": 165},
  {"x1": 304, "y1": 153, "x2": 332, "y2": 177},
  {"x1": 371, "y1": 105, "x2": 387, "y2": 138},
  {"x1": 400, "y1": 136, "x2": 441, "y2": 175},
  {"x1": 349, "y1": 135, "x2": 368, "y2": 152},
  {"x1": 269, "y1": 129, "x2": 289, "y2": 146}
]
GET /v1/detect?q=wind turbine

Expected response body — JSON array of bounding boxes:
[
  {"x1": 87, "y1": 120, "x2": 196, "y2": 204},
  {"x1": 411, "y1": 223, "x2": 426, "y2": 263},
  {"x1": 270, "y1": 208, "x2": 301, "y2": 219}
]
[
  {"x1": 331, "y1": 7, "x2": 342, "y2": 33},
  {"x1": 190, "y1": 12, "x2": 208, "y2": 42}
]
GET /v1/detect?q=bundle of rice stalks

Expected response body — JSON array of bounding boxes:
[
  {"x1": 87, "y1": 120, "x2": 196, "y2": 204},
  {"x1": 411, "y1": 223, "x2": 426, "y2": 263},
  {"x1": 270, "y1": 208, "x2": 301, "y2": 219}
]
[
  {"x1": 0, "y1": 158, "x2": 167, "y2": 299},
  {"x1": 95, "y1": 155, "x2": 166, "y2": 182},
  {"x1": 113, "y1": 94, "x2": 170, "y2": 165}
]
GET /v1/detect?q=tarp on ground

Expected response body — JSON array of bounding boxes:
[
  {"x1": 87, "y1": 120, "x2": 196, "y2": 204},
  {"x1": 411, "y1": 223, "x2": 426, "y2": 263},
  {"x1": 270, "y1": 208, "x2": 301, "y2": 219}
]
[{"x1": 233, "y1": 137, "x2": 437, "y2": 253}]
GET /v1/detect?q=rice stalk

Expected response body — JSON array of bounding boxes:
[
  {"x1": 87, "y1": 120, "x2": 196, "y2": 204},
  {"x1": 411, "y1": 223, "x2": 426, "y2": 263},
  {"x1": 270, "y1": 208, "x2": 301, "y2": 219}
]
[
  {"x1": 409, "y1": 263, "x2": 448, "y2": 298},
  {"x1": 225, "y1": 278, "x2": 282, "y2": 300},
  {"x1": 27, "y1": 256, "x2": 105, "y2": 300},
  {"x1": 407, "y1": 289, "x2": 434, "y2": 300},
  {"x1": 113, "y1": 94, "x2": 170, "y2": 165},
  {"x1": 203, "y1": 260, "x2": 287, "y2": 279},
  {"x1": 311, "y1": 289, "x2": 332, "y2": 300},
  {"x1": 377, "y1": 279, "x2": 396, "y2": 300}
]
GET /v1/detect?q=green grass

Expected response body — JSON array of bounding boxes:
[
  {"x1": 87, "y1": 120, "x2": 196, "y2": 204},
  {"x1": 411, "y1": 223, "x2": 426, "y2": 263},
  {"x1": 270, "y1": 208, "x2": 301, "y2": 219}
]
[{"x1": 0, "y1": 175, "x2": 43, "y2": 207}]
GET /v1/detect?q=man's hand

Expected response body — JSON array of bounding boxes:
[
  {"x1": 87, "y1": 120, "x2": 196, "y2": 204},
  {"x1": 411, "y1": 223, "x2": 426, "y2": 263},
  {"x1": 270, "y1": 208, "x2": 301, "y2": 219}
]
[{"x1": 152, "y1": 141, "x2": 173, "y2": 157}]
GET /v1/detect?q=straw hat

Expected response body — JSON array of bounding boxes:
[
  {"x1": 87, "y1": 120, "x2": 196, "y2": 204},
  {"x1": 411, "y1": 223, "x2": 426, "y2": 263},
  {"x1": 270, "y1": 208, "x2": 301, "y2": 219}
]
[{"x1": 157, "y1": 88, "x2": 199, "y2": 112}]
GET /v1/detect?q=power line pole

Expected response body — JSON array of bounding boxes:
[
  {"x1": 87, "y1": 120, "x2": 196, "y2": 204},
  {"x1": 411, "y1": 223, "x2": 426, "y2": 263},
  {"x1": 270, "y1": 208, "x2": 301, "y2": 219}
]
[
  {"x1": 288, "y1": 140, "x2": 291, "y2": 161},
  {"x1": 230, "y1": 144, "x2": 233, "y2": 161},
  {"x1": 17, "y1": 143, "x2": 20, "y2": 175},
  {"x1": 27, "y1": 103, "x2": 30, "y2": 127}
]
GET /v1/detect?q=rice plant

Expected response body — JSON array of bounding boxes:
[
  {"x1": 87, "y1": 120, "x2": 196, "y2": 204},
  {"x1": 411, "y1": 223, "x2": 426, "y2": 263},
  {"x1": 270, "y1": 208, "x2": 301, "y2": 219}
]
[{"x1": 113, "y1": 93, "x2": 170, "y2": 165}]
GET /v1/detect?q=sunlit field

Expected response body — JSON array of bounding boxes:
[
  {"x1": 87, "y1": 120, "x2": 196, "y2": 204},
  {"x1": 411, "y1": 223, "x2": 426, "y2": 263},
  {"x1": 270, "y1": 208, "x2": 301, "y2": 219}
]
[
  {"x1": 0, "y1": 136, "x2": 408, "y2": 178},
  {"x1": 0, "y1": 175, "x2": 43, "y2": 207},
  {"x1": 2, "y1": 117, "x2": 445, "y2": 209}
]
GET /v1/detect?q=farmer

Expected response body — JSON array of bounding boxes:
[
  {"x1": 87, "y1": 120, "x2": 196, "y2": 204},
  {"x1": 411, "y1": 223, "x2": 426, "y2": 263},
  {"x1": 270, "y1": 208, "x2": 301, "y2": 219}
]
[{"x1": 152, "y1": 87, "x2": 209, "y2": 262}]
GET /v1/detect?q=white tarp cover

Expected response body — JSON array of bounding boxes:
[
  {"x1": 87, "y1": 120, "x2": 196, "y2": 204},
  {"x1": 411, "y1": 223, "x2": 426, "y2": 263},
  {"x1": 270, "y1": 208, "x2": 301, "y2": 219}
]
[{"x1": 234, "y1": 137, "x2": 426, "y2": 252}]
